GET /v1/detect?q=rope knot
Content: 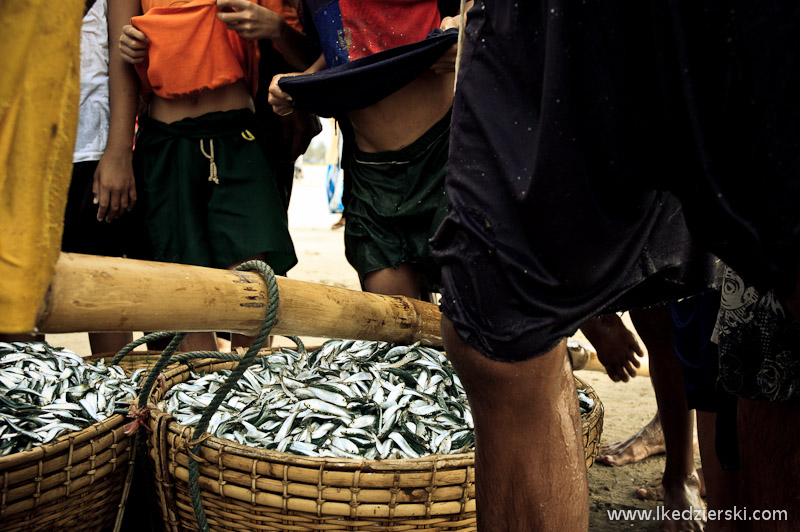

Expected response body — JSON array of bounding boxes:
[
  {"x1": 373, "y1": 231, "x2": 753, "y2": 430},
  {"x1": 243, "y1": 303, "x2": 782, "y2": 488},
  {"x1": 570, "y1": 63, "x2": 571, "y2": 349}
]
[
  {"x1": 199, "y1": 139, "x2": 219, "y2": 184},
  {"x1": 124, "y1": 405, "x2": 152, "y2": 435},
  {"x1": 180, "y1": 432, "x2": 212, "y2": 464}
]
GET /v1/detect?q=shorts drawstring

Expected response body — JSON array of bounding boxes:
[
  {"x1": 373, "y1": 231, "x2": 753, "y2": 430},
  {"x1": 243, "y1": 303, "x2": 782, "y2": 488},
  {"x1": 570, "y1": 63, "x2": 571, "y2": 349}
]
[{"x1": 199, "y1": 139, "x2": 219, "y2": 184}]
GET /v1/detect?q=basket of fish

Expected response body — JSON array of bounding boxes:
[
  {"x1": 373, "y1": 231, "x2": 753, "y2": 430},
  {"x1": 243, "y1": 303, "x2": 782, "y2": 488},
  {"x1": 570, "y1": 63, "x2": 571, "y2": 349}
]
[
  {"x1": 0, "y1": 341, "x2": 143, "y2": 532},
  {"x1": 143, "y1": 339, "x2": 603, "y2": 532}
]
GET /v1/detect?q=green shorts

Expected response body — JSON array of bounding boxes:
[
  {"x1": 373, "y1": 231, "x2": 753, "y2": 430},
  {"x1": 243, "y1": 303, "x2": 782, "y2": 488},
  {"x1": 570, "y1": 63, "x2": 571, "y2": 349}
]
[
  {"x1": 134, "y1": 109, "x2": 296, "y2": 273},
  {"x1": 344, "y1": 110, "x2": 450, "y2": 289}
]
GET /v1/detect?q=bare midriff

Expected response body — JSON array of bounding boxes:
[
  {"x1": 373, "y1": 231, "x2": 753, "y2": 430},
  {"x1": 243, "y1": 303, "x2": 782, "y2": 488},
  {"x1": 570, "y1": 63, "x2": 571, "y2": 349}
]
[
  {"x1": 348, "y1": 70, "x2": 454, "y2": 153},
  {"x1": 149, "y1": 79, "x2": 255, "y2": 124}
]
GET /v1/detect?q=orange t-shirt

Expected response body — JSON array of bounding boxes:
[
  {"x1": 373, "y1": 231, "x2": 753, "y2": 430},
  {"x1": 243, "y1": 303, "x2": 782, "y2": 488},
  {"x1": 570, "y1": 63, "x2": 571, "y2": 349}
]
[{"x1": 132, "y1": 0, "x2": 301, "y2": 100}]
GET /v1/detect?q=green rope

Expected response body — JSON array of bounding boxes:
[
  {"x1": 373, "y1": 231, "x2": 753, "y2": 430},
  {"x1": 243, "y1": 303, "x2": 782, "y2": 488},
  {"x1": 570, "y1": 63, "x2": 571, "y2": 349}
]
[
  {"x1": 187, "y1": 260, "x2": 279, "y2": 532},
  {"x1": 287, "y1": 335, "x2": 304, "y2": 353},
  {"x1": 109, "y1": 260, "x2": 280, "y2": 532},
  {"x1": 137, "y1": 333, "x2": 186, "y2": 410},
  {"x1": 109, "y1": 331, "x2": 178, "y2": 366},
  {"x1": 111, "y1": 331, "x2": 185, "y2": 532}
]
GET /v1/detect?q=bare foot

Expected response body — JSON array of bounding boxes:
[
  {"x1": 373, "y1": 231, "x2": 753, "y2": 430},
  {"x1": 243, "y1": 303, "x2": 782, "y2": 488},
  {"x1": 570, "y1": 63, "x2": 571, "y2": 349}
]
[
  {"x1": 656, "y1": 472, "x2": 707, "y2": 532},
  {"x1": 596, "y1": 412, "x2": 666, "y2": 466},
  {"x1": 331, "y1": 215, "x2": 345, "y2": 230},
  {"x1": 638, "y1": 468, "x2": 707, "y2": 501}
]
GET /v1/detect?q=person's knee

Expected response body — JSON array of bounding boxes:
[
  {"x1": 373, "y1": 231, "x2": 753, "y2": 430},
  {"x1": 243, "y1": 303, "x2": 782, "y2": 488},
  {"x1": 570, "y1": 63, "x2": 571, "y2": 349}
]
[
  {"x1": 442, "y1": 316, "x2": 569, "y2": 410},
  {"x1": 363, "y1": 265, "x2": 420, "y2": 298}
]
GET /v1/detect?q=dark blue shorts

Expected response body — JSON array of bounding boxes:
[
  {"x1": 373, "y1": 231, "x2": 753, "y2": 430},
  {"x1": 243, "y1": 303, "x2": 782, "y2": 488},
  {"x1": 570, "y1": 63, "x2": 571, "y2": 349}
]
[
  {"x1": 430, "y1": 0, "x2": 800, "y2": 362},
  {"x1": 669, "y1": 292, "x2": 724, "y2": 412}
]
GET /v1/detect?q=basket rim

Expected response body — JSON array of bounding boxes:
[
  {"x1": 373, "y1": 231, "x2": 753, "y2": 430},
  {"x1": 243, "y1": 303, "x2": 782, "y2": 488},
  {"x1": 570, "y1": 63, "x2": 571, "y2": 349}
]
[
  {"x1": 0, "y1": 350, "x2": 157, "y2": 468},
  {"x1": 146, "y1": 357, "x2": 603, "y2": 469},
  {"x1": 0, "y1": 413, "x2": 128, "y2": 468}
]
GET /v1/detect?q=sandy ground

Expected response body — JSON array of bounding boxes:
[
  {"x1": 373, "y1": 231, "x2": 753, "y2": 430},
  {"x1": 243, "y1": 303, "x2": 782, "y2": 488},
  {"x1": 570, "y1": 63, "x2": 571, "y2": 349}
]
[{"x1": 47, "y1": 165, "x2": 695, "y2": 531}]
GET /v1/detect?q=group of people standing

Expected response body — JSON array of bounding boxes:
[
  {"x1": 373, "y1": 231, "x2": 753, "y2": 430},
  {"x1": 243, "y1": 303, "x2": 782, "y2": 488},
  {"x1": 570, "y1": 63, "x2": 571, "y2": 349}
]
[
  {"x1": 36, "y1": 0, "x2": 800, "y2": 530},
  {"x1": 101, "y1": 0, "x2": 464, "y2": 350}
]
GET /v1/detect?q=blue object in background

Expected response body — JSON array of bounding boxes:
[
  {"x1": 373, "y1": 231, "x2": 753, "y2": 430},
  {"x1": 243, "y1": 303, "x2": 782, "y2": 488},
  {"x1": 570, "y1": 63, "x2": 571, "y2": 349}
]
[{"x1": 326, "y1": 163, "x2": 344, "y2": 213}]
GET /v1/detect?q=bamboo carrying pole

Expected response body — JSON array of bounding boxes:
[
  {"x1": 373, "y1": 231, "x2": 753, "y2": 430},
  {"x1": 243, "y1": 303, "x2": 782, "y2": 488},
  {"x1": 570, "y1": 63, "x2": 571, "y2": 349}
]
[{"x1": 35, "y1": 253, "x2": 443, "y2": 347}]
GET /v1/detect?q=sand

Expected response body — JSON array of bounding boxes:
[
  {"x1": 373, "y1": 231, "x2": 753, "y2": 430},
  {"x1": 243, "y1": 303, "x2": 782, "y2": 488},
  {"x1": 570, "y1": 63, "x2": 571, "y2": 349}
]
[{"x1": 47, "y1": 165, "x2": 696, "y2": 531}]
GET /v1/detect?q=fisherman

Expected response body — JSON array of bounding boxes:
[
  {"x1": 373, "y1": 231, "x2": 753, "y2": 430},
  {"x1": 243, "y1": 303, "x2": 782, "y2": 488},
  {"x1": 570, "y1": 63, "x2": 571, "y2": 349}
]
[
  {"x1": 429, "y1": 1, "x2": 800, "y2": 530},
  {"x1": 591, "y1": 292, "x2": 746, "y2": 532},
  {"x1": 268, "y1": 0, "x2": 472, "y2": 301},
  {"x1": 582, "y1": 306, "x2": 710, "y2": 532}
]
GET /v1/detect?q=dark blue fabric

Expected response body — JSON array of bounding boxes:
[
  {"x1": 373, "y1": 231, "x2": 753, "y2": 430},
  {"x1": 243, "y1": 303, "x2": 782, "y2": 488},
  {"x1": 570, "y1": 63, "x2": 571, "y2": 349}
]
[
  {"x1": 429, "y1": 0, "x2": 800, "y2": 362},
  {"x1": 669, "y1": 291, "x2": 723, "y2": 411},
  {"x1": 278, "y1": 28, "x2": 458, "y2": 118},
  {"x1": 309, "y1": 2, "x2": 347, "y2": 67}
]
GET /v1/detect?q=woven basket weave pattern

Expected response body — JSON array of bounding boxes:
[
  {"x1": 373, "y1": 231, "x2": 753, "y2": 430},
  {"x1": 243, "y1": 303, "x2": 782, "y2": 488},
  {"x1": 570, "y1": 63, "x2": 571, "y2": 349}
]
[
  {"x1": 0, "y1": 351, "x2": 171, "y2": 532},
  {"x1": 0, "y1": 415, "x2": 132, "y2": 532},
  {"x1": 147, "y1": 353, "x2": 603, "y2": 532}
]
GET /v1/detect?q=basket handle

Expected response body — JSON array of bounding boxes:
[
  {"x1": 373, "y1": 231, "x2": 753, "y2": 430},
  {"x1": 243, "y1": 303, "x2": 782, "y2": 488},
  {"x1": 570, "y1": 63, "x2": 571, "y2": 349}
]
[
  {"x1": 108, "y1": 260, "x2": 282, "y2": 532},
  {"x1": 182, "y1": 261, "x2": 280, "y2": 532},
  {"x1": 109, "y1": 331, "x2": 178, "y2": 366}
]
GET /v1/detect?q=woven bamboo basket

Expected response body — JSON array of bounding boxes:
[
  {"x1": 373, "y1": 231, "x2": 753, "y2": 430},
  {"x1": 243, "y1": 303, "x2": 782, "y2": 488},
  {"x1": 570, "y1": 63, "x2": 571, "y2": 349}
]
[
  {"x1": 581, "y1": 377, "x2": 604, "y2": 469},
  {"x1": 144, "y1": 352, "x2": 604, "y2": 532},
  {"x1": 0, "y1": 371, "x2": 131, "y2": 530},
  {"x1": 0, "y1": 350, "x2": 172, "y2": 532}
]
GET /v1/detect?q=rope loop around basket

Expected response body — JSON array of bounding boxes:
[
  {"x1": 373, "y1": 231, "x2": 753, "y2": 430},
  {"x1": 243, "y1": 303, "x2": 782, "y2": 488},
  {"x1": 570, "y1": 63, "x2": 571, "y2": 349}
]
[
  {"x1": 186, "y1": 260, "x2": 279, "y2": 532},
  {"x1": 110, "y1": 331, "x2": 178, "y2": 366},
  {"x1": 106, "y1": 260, "x2": 281, "y2": 532},
  {"x1": 104, "y1": 260, "x2": 288, "y2": 532}
]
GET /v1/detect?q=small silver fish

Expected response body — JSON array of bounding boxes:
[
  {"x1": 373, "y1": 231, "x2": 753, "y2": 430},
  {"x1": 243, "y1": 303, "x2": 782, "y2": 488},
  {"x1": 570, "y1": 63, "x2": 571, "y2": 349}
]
[{"x1": 0, "y1": 342, "x2": 138, "y2": 456}]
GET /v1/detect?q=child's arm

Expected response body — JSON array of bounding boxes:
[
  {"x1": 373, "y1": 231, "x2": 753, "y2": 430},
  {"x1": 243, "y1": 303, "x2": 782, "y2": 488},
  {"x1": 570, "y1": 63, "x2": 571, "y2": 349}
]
[
  {"x1": 580, "y1": 314, "x2": 645, "y2": 383},
  {"x1": 267, "y1": 52, "x2": 326, "y2": 116},
  {"x1": 216, "y1": 0, "x2": 315, "y2": 71},
  {"x1": 95, "y1": 0, "x2": 142, "y2": 223}
]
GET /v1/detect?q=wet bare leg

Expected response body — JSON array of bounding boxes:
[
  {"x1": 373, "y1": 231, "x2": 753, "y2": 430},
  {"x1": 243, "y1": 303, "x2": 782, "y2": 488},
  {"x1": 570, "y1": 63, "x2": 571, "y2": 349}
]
[
  {"x1": 738, "y1": 397, "x2": 800, "y2": 532},
  {"x1": 631, "y1": 306, "x2": 705, "y2": 532},
  {"x1": 179, "y1": 332, "x2": 218, "y2": 351},
  {"x1": 363, "y1": 264, "x2": 421, "y2": 299},
  {"x1": 88, "y1": 332, "x2": 133, "y2": 355},
  {"x1": 597, "y1": 411, "x2": 667, "y2": 466},
  {"x1": 442, "y1": 317, "x2": 588, "y2": 531},
  {"x1": 696, "y1": 412, "x2": 740, "y2": 532},
  {"x1": 217, "y1": 335, "x2": 232, "y2": 352}
]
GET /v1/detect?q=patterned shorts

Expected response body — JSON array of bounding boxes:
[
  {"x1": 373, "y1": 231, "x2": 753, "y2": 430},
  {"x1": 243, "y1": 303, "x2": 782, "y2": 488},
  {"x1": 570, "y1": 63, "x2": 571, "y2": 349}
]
[{"x1": 715, "y1": 267, "x2": 800, "y2": 401}]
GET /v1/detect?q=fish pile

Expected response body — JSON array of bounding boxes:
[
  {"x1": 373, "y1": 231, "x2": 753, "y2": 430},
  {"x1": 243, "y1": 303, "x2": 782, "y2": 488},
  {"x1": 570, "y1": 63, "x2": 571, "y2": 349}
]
[
  {"x1": 162, "y1": 340, "x2": 597, "y2": 460},
  {"x1": 0, "y1": 342, "x2": 139, "y2": 457}
]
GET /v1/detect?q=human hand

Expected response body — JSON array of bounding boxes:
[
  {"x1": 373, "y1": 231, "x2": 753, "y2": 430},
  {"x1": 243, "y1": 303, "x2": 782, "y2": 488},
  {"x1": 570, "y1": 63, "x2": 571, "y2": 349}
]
[
  {"x1": 268, "y1": 73, "x2": 300, "y2": 116},
  {"x1": 92, "y1": 149, "x2": 137, "y2": 223},
  {"x1": 431, "y1": 10, "x2": 469, "y2": 75},
  {"x1": 119, "y1": 24, "x2": 149, "y2": 64},
  {"x1": 440, "y1": 15, "x2": 460, "y2": 31},
  {"x1": 580, "y1": 314, "x2": 645, "y2": 383},
  {"x1": 216, "y1": 0, "x2": 284, "y2": 41}
]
